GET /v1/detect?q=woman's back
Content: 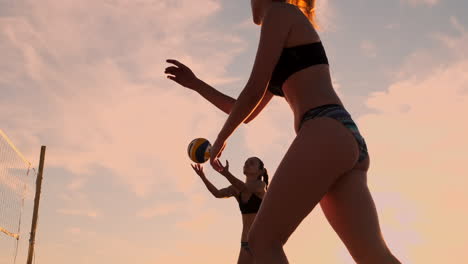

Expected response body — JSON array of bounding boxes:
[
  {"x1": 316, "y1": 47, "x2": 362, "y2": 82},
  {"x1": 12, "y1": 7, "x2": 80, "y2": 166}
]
[{"x1": 276, "y1": 4, "x2": 343, "y2": 133}]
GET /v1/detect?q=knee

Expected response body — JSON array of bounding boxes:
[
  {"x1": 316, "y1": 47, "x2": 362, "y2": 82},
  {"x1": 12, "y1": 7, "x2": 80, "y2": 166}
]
[
  {"x1": 246, "y1": 226, "x2": 263, "y2": 251},
  {"x1": 247, "y1": 226, "x2": 286, "y2": 253}
]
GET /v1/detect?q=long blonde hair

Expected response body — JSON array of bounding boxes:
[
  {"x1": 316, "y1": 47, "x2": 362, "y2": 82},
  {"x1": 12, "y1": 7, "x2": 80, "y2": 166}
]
[{"x1": 287, "y1": 0, "x2": 318, "y2": 29}]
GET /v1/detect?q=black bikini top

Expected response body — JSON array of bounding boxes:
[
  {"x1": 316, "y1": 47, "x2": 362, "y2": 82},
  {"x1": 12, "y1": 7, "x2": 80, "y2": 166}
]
[
  {"x1": 268, "y1": 41, "x2": 329, "y2": 97},
  {"x1": 235, "y1": 192, "x2": 262, "y2": 214}
]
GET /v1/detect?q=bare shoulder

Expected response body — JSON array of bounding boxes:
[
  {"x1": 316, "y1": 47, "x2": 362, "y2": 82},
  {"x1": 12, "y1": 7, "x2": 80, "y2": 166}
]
[
  {"x1": 246, "y1": 180, "x2": 266, "y2": 193},
  {"x1": 263, "y1": 2, "x2": 316, "y2": 43},
  {"x1": 269, "y1": 3, "x2": 320, "y2": 47}
]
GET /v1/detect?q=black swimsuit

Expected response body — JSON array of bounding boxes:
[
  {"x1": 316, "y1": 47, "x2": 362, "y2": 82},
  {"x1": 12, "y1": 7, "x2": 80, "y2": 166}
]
[
  {"x1": 235, "y1": 192, "x2": 262, "y2": 214},
  {"x1": 268, "y1": 41, "x2": 329, "y2": 97},
  {"x1": 237, "y1": 192, "x2": 262, "y2": 252},
  {"x1": 268, "y1": 41, "x2": 369, "y2": 162}
]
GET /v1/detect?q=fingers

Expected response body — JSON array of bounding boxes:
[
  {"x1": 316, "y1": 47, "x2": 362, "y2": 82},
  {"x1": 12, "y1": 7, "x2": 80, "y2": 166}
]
[
  {"x1": 164, "y1": 67, "x2": 179, "y2": 77},
  {"x1": 216, "y1": 160, "x2": 225, "y2": 172},
  {"x1": 165, "y1": 65, "x2": 181, "y2": 82},
  {"x1": 191, "y1": 163, "x2": 202, "y2": 172},
  {"x1": 165, "y1": 67, "x2": 179, "y2": 78},
  {"x1": 166, "y1": 59, "x2": 186, "y2": 69},
  {"x1": 165, "y1": 66, "x2": 179, "y2": 72},
  {"x1": 211, "y1": 158, "x2": 221, "y2": 172}
]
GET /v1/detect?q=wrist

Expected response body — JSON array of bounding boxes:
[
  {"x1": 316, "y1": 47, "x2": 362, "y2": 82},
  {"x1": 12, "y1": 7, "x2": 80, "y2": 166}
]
[
  {"x1": 216, "y1": 130, "x2": 229, "y2": 143},
  {"x1": 190, "y1": 78, "x2": 203, "y2": 92}
]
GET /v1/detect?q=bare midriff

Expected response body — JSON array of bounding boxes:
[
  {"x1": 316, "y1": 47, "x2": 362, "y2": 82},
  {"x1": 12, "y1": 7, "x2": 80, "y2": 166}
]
[
  {"x1": 240, "y1": 213, "x2": 256, "y2": 242},
  {"x1": 281, "y1": 64, "x2": 343, "y2": 134}
]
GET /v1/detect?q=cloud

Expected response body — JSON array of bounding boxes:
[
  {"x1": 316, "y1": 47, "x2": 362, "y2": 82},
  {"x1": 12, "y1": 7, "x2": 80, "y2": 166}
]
[
  {"x1": 402, "y1": 0, "x2": 439, "y2": 6},
  {"x1": 152, "y1": 239, "x2": 237, "y2": 264},
  {"x1": 137, "y1": 201, "x2": 185, "y2": 219},
  {"x1": 66, "y1": 177, "x2": 87, "y2": 191},
  {"x1": 137, "y1": 191, "x2": 213, "y2": 233},
  {"x1": 67, "y1": 227, "x2": 82, "y2": 235},
  {"x1": 433, "y1": 17, "x2": 468, "y2": 57},
  {"x1": 360, "y1": 40, "x2": 378, "y2": 58},
  {"x1": 36, "y1": 228, "x2": 158, "y2": 264},
  {"x1": 233, "y1": 17, "x2": 257, "y2": 31},
  {"x1": 56, "y1": 209, "x2": 99, "y2": 218},
  {"x1": 0, "y1": 0, "x2": 249, "y2": 197},
  {"x1": 385, "y1": 23, "x2": 401, "y2": 30},
  {"x1": 316, "y1": 0, "x2": 338, "y2": 32},
  {"x1": 356, "y1": 19, "x2": 468, "y2": 262},
  {"x1": 57, "y1": 191, "x2": 102, "y2": 219},
  {"x1": 242, "y1": 98, "x2": 296, "y2": 173},
  {"x1": 175, "y1": 209, "x2": 220, "y2": 232}
]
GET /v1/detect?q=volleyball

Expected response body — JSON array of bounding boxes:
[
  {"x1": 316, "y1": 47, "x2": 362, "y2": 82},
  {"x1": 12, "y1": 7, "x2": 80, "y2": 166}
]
[{"x1": 187, "y1": 138, "x2": 211, "y2": 163}]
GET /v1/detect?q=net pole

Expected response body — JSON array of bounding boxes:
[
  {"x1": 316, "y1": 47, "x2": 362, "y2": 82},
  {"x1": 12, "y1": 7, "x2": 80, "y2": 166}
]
[{"x1": 26, "y1": 146, "x2": 46, "y2": 264}]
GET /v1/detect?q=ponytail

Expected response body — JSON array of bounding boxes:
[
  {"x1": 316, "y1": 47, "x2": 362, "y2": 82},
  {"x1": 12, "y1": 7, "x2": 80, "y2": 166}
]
[
  {"x1": 255, "y1": 157, "x2": 269, "y2": 190},
  {"x1": 262, "y1": 168, "x2": 269, "y2": 191}
]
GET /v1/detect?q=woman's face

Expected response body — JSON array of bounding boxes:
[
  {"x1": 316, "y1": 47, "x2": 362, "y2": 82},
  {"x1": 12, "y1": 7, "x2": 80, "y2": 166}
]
[{"x1": 243, "y1": 157, "x2": 262, "y2": 177}]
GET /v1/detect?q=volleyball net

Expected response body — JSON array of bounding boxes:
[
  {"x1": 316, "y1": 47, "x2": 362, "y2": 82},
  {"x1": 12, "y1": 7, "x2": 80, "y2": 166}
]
[{"x1": 0, "y1": 129, "x2": 36, "y2": 263}]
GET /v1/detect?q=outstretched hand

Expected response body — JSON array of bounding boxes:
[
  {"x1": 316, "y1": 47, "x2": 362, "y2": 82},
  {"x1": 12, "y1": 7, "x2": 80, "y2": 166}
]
[
  {"x1": 214, "y1": 160, "x2": 230, "y2": 177},
  {"x1": 210, "y1": 138, "x2": 226, "y2": 173},
  {"x1": 165, "y1": 59, "x2": 199, "y2": 90},
  {"x1": 191, "y1": 163, "x2": 205, "y2": 178}
]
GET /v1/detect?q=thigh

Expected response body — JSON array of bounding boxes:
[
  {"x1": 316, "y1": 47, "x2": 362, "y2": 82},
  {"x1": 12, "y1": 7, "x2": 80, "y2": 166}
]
[
  {"x1": 320, "y1": 163, "x2": 391, "y2": 261},
  {"x1": 237, "y1": 245, "x2": 254, "y2": 264},
  {"x1": 248, "y1": 117, "x2": 359, "y2": 244}
]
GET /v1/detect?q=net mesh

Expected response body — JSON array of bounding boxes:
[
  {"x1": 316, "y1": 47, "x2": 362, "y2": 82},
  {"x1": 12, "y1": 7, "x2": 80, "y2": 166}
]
[{"x1": 0, "y1": 129, "x2": 34, "y2": 263}]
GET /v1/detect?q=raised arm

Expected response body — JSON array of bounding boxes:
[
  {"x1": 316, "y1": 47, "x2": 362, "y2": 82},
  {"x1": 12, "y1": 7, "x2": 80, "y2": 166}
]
[
  {"x1": 191, "y1": 164, "x2": 236, "y2": 198},
  {"x1": 165, "y1": 59, "x2": 272, "y2": 123},
  {"x1": 192, "y1": 78, "x2": 236, "y2": 116},
  {"x1": 214, "y1": 160, "x2": 248, "y2": 192},
  {"x1": 216, "y1": 185, "x2": 238, "y2": 199}
]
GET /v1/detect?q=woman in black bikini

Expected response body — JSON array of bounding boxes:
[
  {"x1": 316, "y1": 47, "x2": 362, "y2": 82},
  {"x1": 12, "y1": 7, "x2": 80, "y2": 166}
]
[
  {"x1": 165, "y1": 1, "x2": 401, "y2": 263},
  {"x1": 191, "y1": 157, "x2": 268, "y2": 264}
]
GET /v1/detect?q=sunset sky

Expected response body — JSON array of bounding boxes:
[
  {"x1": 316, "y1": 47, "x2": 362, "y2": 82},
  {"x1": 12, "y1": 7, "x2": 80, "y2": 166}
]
[{"x1": 1, "y1": 0, "x2": 468, "y2": 263}]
